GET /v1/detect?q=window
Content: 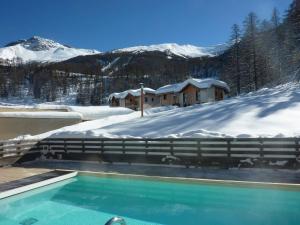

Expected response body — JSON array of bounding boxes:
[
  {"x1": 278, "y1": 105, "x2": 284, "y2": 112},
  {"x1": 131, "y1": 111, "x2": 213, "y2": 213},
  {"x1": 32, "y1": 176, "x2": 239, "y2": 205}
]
[
  {"x1": 145, "y1": 97, "x2": 148, "y2": 103},
  {"x1": 163, "y1": 94, "x2": 167, "y2": 100}
]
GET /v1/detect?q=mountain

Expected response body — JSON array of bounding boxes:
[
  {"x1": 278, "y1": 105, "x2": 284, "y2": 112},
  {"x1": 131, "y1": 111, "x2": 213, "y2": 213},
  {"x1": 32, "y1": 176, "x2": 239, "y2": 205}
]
[
  {"x1": 0, "y1": 37, "x2": 226, "y2": 105},
  {"x1": 113, "y1": 43, "x2": 229, "y2": 58},
  {"x1": 0, "y1": 36, "x2": 99, "y2": 64},
  {"x1": 49, "y1": 42, "x2": 228, "y2": 77}
]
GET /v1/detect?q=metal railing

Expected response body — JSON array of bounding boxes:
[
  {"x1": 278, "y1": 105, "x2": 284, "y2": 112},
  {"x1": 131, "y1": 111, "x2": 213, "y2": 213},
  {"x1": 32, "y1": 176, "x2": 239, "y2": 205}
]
[{"x1": 104, "y1": 217, "x2": 126, "y2": 225}]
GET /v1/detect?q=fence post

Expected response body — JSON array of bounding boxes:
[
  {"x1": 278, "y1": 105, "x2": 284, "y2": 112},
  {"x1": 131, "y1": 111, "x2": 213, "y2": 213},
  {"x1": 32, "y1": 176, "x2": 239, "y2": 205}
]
[
  {"x1": 122, "y1": 140, "x2": 125, "y2": 154},
  {"x1": 82, "y1": 140, "x2": 85, "y2": 153},
  {"x1": 0, "y1": 142, "x2": 3, "y2": 158},
  {"x1": 259, "y1": 138, "x2": 264, "y2": 158},
  {"x1": 64, "y1": 140, "x2": 67, "y2": 153},
  {"x1": 296, "y1": 138, "x2": 299, "y2": 158},
  {"x1": 145, "y1": 140, "x2": 148, "y2": 155},
  {"x1": 170, "y1": 140, "x2": 174, "y2": 156},
  {"x1": 197, "y1": 140, "x2": 201, "y2": 158},
  {"x1": 227, "y1": 140, "x2": 231, "y2": 157},
  {"x1": 17, "y1": 141, "x2": 21, "y2": 156},
  {"x1": 101, "y1": 140, "x2": 104, "y2": 154}
]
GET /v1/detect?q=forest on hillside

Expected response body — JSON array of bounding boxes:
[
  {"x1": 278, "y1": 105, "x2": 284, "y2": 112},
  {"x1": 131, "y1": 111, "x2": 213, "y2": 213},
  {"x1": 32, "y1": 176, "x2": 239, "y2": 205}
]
[
  {"x1": 221, "y1": 0, "x2": 300, "y2": 95},
  {"x1": 0, "y1": 0, "x2": 299, "y2": 105}
]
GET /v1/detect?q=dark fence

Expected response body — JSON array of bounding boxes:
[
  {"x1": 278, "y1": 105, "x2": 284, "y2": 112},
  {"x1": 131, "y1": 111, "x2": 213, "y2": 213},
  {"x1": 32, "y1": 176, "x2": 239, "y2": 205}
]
[{"x1": 17, "y1": 137, "x2": 300, "y2": 168}]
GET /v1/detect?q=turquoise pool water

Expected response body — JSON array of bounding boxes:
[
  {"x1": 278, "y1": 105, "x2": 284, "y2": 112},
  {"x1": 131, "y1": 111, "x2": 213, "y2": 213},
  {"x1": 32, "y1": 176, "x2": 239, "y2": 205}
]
[{"x1": 0, "y1": 175, "x2": 300, "y2": 225}]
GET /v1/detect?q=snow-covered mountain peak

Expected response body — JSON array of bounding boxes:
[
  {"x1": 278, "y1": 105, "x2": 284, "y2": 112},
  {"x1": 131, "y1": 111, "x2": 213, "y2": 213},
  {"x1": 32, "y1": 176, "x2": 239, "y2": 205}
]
[
  {"x1": 0, "y1": 36, "x2": 100, "y2": 64},
  {"x1": 5, "y1": 36, "x2": 64, "y2": 51},
  {"x1": 113, "y1": 43, "x2": 229, "y2": 58},
  {"x1": 20, "y1": 36, "x2": 64, "y2": 51}
]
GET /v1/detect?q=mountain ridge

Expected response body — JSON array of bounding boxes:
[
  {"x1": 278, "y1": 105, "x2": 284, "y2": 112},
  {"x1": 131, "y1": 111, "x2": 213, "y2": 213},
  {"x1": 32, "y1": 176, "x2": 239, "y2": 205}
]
[
  {"x1": 0, "y1": 36, "x2": 99, "y2": 64},
  {"x1": 0, "y1": 36, "x2": 228, "y2": 64}
]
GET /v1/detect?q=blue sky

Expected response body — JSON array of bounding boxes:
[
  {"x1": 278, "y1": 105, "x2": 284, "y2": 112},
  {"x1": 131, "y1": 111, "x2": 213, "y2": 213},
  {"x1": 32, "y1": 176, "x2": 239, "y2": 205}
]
[{"x1": 0, "y1": 0, "x2": 292, "y2": 51}]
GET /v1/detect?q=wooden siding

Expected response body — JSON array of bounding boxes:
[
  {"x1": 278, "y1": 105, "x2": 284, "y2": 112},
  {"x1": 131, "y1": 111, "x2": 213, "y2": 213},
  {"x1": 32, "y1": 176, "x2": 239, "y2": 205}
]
[
  {"x1": 159, "y1": 93, "x2": 178, "y2": 106},
  {"x1": 214, "y1": 86, "x2": 225, "y2": 101},
  {"x1": 124, "y1": 94, "x2": 138, "y2": 110},
  {"x1": 180, "y1": 84, "x2": 200, "y2": 106},
  {"x1": 109, "y1": 97, "x2": 120, "y2": 107}
]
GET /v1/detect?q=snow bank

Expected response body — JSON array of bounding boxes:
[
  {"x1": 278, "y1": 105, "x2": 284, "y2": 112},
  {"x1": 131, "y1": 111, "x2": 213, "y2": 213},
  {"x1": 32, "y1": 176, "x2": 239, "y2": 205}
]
[
  {"x1": 68, "y1": 106, "x2": 134, "y2": 120},
  {"x1": 35, "y1": 104, "x2": 70, "y2": 111},
  {"x1": 0, "y1": 103, "x2": 134, "y2": 121},
  {"x1": 0, "y1": 112, "x2": 82, "y2": 119}
]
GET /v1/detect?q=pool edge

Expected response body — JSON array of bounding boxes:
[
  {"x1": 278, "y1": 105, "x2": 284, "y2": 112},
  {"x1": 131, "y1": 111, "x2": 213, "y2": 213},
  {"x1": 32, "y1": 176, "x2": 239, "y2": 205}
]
[
  {"x1": 77, "y1": 170, "x2": 300, "y2": 190},
  {"x1": 0, "y1": 171, "x2": 78, "y2": 199}
]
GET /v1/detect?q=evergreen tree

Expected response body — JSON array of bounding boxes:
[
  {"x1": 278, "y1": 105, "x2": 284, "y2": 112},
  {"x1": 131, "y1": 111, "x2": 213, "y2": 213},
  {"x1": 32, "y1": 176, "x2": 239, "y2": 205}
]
[
  {"x1": 230, "y1": 24, "x2": 242, "y2": 95},
  {"x1": 243, "y1": 12, "x2": 260, "y2": 90}
]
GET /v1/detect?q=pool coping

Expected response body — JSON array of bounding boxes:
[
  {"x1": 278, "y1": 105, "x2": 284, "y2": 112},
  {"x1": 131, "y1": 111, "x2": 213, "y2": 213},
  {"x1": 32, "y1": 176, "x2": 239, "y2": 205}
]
[
  {"x1": 77, "y1": 170, "x2": 300, "y2": 190},
  {"x1": 0, "y1": 170, "x2": 77, "y2": 199}
]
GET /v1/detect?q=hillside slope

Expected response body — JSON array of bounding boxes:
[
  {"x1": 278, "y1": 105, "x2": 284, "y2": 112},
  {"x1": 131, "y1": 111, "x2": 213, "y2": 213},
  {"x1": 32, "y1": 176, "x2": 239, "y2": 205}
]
[
  {"x1": 113, "y1": 43, "x2": 228, "y2": 58},
  {"x1": 0, "y1": 36, "x2": 99, "y2": 64},
  {"x1": 29, "y1": 82, "x2": 300, "y2": 139}
]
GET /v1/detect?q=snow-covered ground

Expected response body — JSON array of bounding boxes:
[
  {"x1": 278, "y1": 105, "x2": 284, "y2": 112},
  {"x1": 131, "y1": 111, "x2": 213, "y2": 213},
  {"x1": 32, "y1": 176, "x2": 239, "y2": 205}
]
[
  {"x1": 67, "y1": 106, "x2": 133, "y2": 120},
  {"x1": 17, "y1": 82, "x2": 300, "y2": 140},
  {"x1": 0, "y1": 103, "x2": 133, "y2": 121}
]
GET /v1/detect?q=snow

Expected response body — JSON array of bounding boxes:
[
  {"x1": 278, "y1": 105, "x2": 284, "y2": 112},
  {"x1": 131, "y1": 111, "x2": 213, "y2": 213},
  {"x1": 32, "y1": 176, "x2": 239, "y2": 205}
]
[
  {"x1": 0, "y1": 36, "x2": 99, "y2": 64},
  {"x1": 155, "y1": 83, "x2": 182, "y2": 95},
  {"x1": 8, "y1": 82, "x2": 300, "y2": 140},
  {"x1": 30, "y1": 110, "x2": 141, "y2": 139},
  {"x1": 113, "y1": 43, "x2": 228, "y2": 58},
  {"x1": 109, "y1": 87, "x2": 156, "y2": 100},
  {"x1": 0, "y1": 112, "x2": 82, "y2": 119},
  {"x1": 155, "y1": 78, "x2": 230, "y2": 94},
  {"x1": 67, "y1": 106, "x2": 134, "y2": 120},
  {"x1": 269, "y1": 160, "x2": 288, "y2": 166},
  {"x1": 0, "y1": 102, "x2": 134, "y2": 121}
]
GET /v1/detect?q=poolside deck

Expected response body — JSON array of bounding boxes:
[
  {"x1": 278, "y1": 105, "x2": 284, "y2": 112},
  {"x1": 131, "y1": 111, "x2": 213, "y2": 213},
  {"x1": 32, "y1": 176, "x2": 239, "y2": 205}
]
[{"x1": 0, "y1": 167, "x2": 50, "y2": 184}]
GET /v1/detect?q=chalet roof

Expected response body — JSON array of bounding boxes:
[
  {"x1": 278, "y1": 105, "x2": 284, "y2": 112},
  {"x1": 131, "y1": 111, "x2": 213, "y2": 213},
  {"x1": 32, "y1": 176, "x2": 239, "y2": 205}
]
[
  {"x1": 109, "y1": 87, "x2": 156, "y2": 100},
  {"x1": 155, "y1": 78, "x2": 230, "y2": 95}
]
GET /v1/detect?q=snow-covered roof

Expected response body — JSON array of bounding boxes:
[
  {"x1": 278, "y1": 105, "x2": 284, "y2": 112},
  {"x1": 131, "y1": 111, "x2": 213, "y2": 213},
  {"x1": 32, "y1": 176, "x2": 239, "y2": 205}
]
[
  {"x1": 155, "y1": 83, "x2": 183, "y2": 95},
  {"x1": 109, "y1": 87, "x2": 156, "y2": 100},
  {"x1": 179, "y1": 78, "x2": 230, "y2": 92},
  {"x1": 155, "y1": 78, "x2": 230, "y2": 95}
]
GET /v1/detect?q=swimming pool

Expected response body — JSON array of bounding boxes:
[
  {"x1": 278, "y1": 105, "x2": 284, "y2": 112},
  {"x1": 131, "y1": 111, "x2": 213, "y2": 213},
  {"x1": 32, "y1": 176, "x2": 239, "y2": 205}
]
[{"x1": 0, "y1": 174, "x2": 300, "y2": 225}]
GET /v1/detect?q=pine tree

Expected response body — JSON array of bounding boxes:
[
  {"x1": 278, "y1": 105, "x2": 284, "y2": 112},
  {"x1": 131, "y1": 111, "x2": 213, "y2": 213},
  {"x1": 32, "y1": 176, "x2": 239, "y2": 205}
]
[
  {"x1": 243, "y1": 12, "x2": 260, "y2": 90},
  {"x1": 230, "y1": 24, "x2": 242, "y2": 95}
]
